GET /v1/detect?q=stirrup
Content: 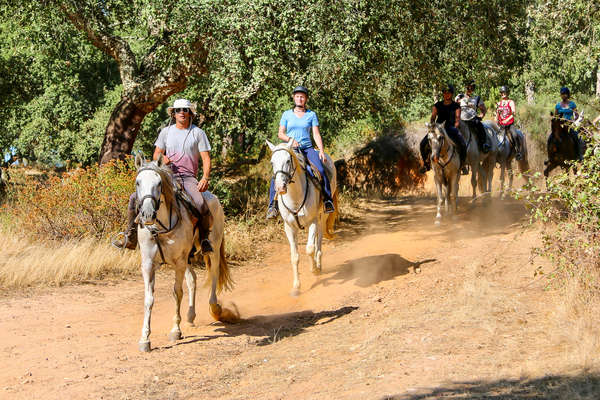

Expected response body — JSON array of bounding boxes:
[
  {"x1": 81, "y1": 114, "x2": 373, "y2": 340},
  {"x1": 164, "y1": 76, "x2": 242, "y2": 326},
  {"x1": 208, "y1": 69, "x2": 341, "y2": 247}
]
[
  {"x1": 111, "y1": 231, "x2": 136, "y2": 250},
  {"x1": 418, "y1": 165, "x2": 429, "y2": 174},
  {"x1": 266, "y1": 206, "x2": 279, "y2": 219},
  {"x1": 460, "y1": 165, "x2": 469, "y2": 175},
  {"x1": 111, "y1": 231, "x2": 127, "y2": 250},
  {"x1": 324, "y1": 200, "x2": 335, "y2": 214}
]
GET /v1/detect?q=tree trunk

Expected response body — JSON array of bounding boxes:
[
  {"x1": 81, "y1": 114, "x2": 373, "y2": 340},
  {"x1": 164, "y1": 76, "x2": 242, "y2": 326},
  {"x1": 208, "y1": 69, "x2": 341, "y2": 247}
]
[
  {"x1": 98, "y1": 97, "x2": 148, "y2": 164},
  {"x1": 525, "y1": 81, "x2": 535, "y2": 104},
  {"x1": 596, "y1": 61, "x2": 600, "y2": 98}
]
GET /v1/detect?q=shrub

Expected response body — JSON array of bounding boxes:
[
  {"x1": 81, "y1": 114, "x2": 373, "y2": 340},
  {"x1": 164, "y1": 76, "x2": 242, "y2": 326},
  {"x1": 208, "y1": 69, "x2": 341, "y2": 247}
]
[
  {"x1": 519, "y1": 118, "x2": 600, "y2": 285},
  {"x1": 4, "y1": 158, "x2": 134, "y2": 240}
]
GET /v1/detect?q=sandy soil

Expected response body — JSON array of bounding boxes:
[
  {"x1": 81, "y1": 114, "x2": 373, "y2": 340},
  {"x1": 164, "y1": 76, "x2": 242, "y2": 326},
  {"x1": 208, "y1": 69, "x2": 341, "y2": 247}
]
[{"x1": 1, "y1": 185, "x2": 599, "y2": 399}]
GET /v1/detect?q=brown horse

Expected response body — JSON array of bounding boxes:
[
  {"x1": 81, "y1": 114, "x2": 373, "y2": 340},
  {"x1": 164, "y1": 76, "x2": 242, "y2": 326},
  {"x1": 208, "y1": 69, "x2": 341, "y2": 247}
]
[{"x1": 543, "y1": 112, "x2": 583, "y2": 177}]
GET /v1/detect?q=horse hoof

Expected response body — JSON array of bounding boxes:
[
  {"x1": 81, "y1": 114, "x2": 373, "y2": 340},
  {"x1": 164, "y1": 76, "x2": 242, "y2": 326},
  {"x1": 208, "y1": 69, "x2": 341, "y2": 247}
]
[
  {"x1": 168, "y1": 331, "x2": 182, "y2": 342},
  {"x1": 209, "y1": 303, "x2": 222, "y2": 321},
  {"x1": 311, "y1": 267, "x2": 321, "y2": 276},
  {"x1": 186, "y1": 309, "x2": 196, "y2": 325},
  {"x1": 290, "y1": 288, "x2": 301, "y2": 297},
  {"x1": 434, "y1": 220, "x2": 441, "y2": 226},
  {"x1": 138, "y1": 341, "x2": 151, "y2": 352}
]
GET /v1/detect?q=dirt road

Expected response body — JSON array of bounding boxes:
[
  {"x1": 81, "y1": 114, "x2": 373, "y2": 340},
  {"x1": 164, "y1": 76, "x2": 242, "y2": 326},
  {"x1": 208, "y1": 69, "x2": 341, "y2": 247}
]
[{"x1": 1, "y1": 191, "x2": 599, "y2": 399}]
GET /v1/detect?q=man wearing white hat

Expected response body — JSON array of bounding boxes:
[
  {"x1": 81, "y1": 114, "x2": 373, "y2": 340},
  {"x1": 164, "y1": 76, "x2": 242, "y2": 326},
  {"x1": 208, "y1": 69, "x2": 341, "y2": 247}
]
[{"x1": 114, "y1": 98, "x2": 214, "y2": 254}]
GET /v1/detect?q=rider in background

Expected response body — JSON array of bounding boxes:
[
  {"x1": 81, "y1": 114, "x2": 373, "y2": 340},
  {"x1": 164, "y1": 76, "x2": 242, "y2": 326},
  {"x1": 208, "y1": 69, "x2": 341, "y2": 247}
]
[
  {"x1": 495, "y1": 86, "x2": 523, "y2": 160},
  {"x1": 419, "y1": 84, "x2": 468, "y2": 175},
  {"x1": 266, "y1": 86, "x2": 335, "y2": 219},
  {"x1": 456, "y1": 80, "x2": 491, "y2": 153},
  {"x1": 555, "y1": 86, "x2": 582, "y2": 160}
]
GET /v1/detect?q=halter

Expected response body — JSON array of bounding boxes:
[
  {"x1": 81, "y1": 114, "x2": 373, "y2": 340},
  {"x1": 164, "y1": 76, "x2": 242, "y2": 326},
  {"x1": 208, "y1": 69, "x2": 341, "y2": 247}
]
[
  {"x1": 271, "y1": 147, "x2": 310, "y2": 230},
  {"x1": 136, "y1": 166, "x2": 181, "y2": 265}
]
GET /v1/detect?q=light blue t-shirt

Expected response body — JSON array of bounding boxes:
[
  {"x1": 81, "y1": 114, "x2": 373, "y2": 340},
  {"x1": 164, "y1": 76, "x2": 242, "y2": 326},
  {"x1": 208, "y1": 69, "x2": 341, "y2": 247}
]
[
  {"x1": 555, "y1": 101, "x2": 577, "y2": 120},
  {"x1": 279, "y1": 109, "x2": 319, "y2": 149}
]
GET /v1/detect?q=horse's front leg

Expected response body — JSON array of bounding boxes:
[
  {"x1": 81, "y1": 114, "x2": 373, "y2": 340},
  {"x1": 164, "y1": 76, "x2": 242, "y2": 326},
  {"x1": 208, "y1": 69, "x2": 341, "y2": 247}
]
[
  {"x1": 508, "y1": 163, "x2": 514, "y2": 192},
  {"x1": 284, "y1": 222, "x2": 301, "y2": 296},
  {"x1": 499, "y1": 163, "x2": 506, "y2": 199},
  {"x1": 453, "y1": 175, "x2": 460, "y2": 214},
  {"x1": 306, "y1": 220, "x2": 320, "y2": 275},
  {"x1": 470, "y1": 163, "x2": 477, "y2": 198},
  {"x1": 139, "y1": 258, "x2": 156, "y2": 352},
  {"x1": 185, "y1": 266, "x2": 197, "y2": 325},
  {"x1": 435, "y1": 180, "x2": 443, "y2": 225},
  {"x1": 168, "y1": 267, "x2": 185, "y2": 342}
]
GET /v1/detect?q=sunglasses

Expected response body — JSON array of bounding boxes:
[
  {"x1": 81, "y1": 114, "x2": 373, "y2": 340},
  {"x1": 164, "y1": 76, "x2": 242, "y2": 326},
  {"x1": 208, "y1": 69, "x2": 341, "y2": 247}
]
[{"x1": 174, "y1": 108, "x2": 189, "y2": 113}]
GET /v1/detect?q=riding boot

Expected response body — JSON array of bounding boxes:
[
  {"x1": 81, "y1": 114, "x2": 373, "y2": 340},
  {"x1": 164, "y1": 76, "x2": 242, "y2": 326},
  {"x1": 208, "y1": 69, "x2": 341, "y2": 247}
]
[
  {"x1": 476, "y1": 120, "x2": 490, "y2": 153},
  {"x1": 458, "y1": 145, "x2": 469, "y2": 175},
  {"x1": 112, "y1": 208, "x2": 138, "y2": 250},
  {"x1": 198, "y1": 212, "x2": 214, "y2": 254},
  {"x1": 418, "y1": 161, "x2": 431, "y2": 174}
]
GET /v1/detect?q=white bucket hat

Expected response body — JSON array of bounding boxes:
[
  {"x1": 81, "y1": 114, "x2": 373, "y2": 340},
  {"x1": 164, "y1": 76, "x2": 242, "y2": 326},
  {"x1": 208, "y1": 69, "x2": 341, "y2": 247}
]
[{"x1": 167, "y1": 98, "x2": 197, "y2": 116}]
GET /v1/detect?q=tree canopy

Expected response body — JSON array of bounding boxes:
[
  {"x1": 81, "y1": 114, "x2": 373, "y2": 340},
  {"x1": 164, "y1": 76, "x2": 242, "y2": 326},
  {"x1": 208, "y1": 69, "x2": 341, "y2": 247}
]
[{"x1": 0, "y1": 0, "x2": 596, "y2": 166}]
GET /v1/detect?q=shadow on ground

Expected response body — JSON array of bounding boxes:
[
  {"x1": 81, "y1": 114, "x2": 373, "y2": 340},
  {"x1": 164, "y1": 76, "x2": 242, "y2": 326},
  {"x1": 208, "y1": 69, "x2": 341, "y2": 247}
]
[
  {"x1": 311, "y1": 254, "x2": 435, "y2": 289},
  {"x1": 214, "y1": 305, "x2": 358, "y2": 346},
  {"x1": 383, "y1": 373, "x2": 600, "y2": 399}
]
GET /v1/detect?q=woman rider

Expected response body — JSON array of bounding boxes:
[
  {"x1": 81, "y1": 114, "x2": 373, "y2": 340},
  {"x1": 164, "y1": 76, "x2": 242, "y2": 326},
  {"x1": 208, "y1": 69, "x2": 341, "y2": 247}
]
[
  {"x1": 554, "y1": 86, "x2": 582, "y2": 160},
  {"x1": 419, "y1": 84, "x2": 468, "y2": 175},
  {"x1": 495, "y1": 85, "x2": 523, "y2": 160},
  {"x1": 266, "y1": 86, "x2": 335, "y2": 219}
]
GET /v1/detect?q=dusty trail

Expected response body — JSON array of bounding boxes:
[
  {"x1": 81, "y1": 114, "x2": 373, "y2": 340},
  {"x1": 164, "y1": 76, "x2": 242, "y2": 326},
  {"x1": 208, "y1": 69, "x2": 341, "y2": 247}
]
[{"x1": 1, "y1": 190, "x2": 597, "y2": 399}]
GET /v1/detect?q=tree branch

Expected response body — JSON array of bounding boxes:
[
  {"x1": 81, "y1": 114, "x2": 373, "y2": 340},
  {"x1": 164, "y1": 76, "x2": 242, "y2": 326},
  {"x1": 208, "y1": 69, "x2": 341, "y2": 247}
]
[{"x1": 56, "y1": 2, "x2": 138, "y2": 90}]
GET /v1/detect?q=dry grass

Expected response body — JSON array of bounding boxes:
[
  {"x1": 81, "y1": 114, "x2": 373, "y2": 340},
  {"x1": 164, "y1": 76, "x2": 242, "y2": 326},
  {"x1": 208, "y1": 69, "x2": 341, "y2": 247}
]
[{"x1": 0, "y1": 231, "x2": 139, "y2": 289}]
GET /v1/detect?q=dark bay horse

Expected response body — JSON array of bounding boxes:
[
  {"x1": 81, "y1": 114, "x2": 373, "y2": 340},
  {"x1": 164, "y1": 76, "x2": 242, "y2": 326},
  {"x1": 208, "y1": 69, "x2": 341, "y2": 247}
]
[{"x1": 544, "y1": 112, "x2": 583, "y2": 177}]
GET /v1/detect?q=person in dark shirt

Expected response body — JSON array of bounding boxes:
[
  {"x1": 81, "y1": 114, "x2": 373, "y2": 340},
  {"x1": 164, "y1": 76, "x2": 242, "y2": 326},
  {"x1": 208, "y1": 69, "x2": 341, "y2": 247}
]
[{"x1": 419, "y1": 84, "x2": 468, "y2": 174}]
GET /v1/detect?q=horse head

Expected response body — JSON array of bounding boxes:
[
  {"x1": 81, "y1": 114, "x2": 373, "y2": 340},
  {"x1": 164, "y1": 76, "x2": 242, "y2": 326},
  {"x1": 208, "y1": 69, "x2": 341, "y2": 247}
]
[
  {"x1": 550, "y1": 111, "x2": 570, "y2": 142},
  {"x1": 426, "y1": 122, "x2": 447, "y2": 164},
  {"x1": 266, "y1": 140, "x2": 299, "y2": 195},
  {"x1": 135, "y1": 153, "x2": 171, "y2": 226}
]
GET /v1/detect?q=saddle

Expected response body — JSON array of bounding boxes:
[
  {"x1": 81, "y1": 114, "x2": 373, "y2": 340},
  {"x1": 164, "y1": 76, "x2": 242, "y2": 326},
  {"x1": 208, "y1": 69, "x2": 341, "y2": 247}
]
[{"x1": 293, "y1": 148, "x2": 335, "y2": 190}]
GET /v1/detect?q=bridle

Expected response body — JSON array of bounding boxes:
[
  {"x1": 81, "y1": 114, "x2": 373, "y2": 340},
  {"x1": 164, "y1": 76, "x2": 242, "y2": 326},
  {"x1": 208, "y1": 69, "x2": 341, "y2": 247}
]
[
  {"x1": 429, "y1": 128, "x2": 456, "y2": 170},
  {"x1": 135, "y1": 166, "x2": 181, "y2": 265},
  {"x1": 271, "y1": 148, "x2": 310, "y2": 229},
  {"x1": 272, "y1": 148, "x2": 298, "y2": 185}
]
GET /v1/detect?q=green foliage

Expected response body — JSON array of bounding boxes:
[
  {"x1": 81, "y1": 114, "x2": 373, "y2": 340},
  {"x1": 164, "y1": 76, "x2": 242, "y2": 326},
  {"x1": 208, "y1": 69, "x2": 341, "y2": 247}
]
[
  {"x1": 525, "y1": 0, "x2": 600, "y2": 93},
  {"x1": 519, "y1": 121, "x2": 600, "y2": 278}
]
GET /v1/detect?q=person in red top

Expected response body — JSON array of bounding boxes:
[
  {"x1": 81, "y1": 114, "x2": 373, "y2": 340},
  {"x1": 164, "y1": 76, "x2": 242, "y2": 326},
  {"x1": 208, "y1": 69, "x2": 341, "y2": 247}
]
[{"x1": 495, "y1": 86, "x2": 523, "y2": 160}]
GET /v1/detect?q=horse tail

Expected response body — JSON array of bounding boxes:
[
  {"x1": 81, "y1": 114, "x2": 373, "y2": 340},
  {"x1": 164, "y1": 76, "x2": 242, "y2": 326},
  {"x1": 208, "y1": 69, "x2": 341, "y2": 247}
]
[
  {"x1": 324, "y1": 190, "x2": 339, "y2": 240},
  {"x1": 204, "y1": 237, "x2": 234, "y2": 293},
  {"x1": 518, "y1": 133, "x2": 530, "y2": 173}
]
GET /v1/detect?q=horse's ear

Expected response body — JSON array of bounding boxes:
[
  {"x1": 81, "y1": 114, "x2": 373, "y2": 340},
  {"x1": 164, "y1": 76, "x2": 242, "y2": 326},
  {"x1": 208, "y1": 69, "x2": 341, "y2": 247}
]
[
  {"x1": 550, "y1": 111, "x2": 554, "y2": 116},
  {"x1": 425, "y1": 122, "x2": 431, "y2": 128},
  {"x1": 155, "y1": 154, "x2": 164, "y2": 168},
  {"x1": 286, "y1": 139, "x2": 294, "y2": 150},
  {"x1": 265, "y1": 140, "x2": 276, "y2": 152},
  {"x1": 135, "y1": 152, "x2": 145, "y2": 170}
]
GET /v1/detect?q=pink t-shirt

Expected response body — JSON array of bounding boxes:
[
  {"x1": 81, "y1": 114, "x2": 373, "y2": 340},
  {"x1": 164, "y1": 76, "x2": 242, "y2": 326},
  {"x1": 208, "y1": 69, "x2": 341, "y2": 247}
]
[{"x1": 155, "y1": 124, "x2": 211, "y2": 177}]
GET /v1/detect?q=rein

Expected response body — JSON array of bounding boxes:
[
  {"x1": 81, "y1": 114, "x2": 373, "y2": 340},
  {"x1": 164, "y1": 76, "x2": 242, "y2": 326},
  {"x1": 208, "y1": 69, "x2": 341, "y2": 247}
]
[{"x1": 272, "y1": 148, "x2": 310, "y2": 230}]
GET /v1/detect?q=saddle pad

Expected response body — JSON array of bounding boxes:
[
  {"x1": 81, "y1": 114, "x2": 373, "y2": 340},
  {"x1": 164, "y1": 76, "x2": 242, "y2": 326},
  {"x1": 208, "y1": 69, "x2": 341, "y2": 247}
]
[{"x1": 174, "y1": 181, "x2": 202, "y2": 220}]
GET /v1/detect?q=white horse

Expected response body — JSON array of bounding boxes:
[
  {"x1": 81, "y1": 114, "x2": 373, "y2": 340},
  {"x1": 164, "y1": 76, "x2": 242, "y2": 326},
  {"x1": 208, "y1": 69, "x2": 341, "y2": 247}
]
[
  {"x1": 134, "y1": 154, "x2": 234, "y2": 352},
  {"x1": 486, "y1": 121, "x2": 530, "y2": 198},
  {"x1": 266, "y1": 140, "x2": 338, "y2": 296},
  {"x1": 427, "y1": 123, "x2": 461, "y2": 224},
  {"x1": 459, "y1": 120, "x2": 497, "y2": 197}
]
